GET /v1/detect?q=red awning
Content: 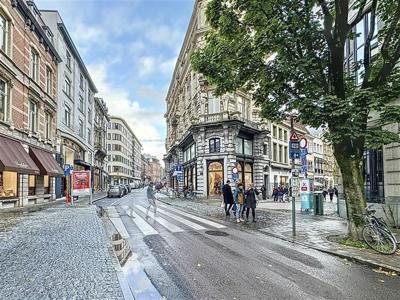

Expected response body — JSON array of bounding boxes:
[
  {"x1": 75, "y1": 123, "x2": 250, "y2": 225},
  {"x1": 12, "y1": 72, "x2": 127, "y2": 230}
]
[
  {"x1": 0, "y1": 135, "x2": 40, "y2": 174},
  {"x1": 29, "y1": 147, "x2": 64, "y2": 177}
]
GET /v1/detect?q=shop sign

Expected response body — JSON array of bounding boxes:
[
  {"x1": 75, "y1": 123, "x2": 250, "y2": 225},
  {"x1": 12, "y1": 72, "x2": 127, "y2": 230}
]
[{"x1": 72, "y1": 171, "x2": 91, "y2": 196}]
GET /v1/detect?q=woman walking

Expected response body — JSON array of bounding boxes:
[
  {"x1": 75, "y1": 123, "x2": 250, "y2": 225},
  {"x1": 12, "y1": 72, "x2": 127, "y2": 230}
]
[
  {"x1": 233, "y1": 183, "x2": 245, "y2": 223},
  {"x1": 244, "y1": 183, "x2": 259, "y2": 223}
]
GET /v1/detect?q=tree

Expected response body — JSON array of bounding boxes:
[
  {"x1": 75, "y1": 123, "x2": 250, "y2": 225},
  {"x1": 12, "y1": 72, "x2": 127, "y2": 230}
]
[{"x1": 191, "y1": 0, "x2": 400, "y2": 239}]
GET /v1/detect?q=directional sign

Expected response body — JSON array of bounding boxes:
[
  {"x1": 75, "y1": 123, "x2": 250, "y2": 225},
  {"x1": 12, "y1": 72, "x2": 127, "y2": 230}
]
[
  {"x1": 290, "y1": 131, "x2": 300, "y2": 141},
  {"x1": 175, "y1": 165, "x2": 183, "y2": 172},
  {"x1": 301, "y1": 156, "x2": 308, "y2": 173},
  {"x1": 232, "y1": 173, "x2": 239, "y2": 182},
  {"x1": 289, "y1": 140, "x2": 301, "y2": 159},
  {"x1": 300, "y1": 148, "x2": 308, "y2": 157}
]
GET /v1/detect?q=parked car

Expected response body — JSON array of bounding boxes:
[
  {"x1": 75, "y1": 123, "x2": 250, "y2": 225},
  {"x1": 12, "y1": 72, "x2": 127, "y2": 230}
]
[
  {"x1": 125, "y1": 184, "x2": 132, "y2": 193},
  {"x1": 120, "y1": 185, "x2": 128, "y2": 195},
  {"x1": 108, "y1": 185, "x2": 123, "y2": 198}
]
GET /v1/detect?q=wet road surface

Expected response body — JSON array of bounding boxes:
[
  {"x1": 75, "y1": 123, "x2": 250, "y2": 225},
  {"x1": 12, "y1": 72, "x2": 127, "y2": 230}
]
[{"x1": 96, "y1": 189, "x2": 400, "y2": 300}]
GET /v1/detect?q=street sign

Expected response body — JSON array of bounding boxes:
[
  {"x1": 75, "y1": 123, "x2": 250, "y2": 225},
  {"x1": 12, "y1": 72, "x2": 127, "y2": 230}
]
[
  {"x1": 232, "y1": 173, "x2": 239, "y2": 182},
  {"x1": 300, "y1": 148, "x2": 308, "y2": 157},
  {"x1": 63, "y1": 164, "x2": 73, "y2": 176},
  {"x1": 291, "y1": 169, "x2": 299, "y2": 177},
  {"x1": 175, "y1": 165, "x2": 183, "y2": 172},
  {"x1": 290, "y1": 152, "x2": 300, "y2": 159},
  {"x1": 289, "y1": 140, "x2": 301, "y2": 159},
  {"x1": 290, "y1": 131, "x2": 300, "y2": 141},
  {"x1": 301, "y1": 156, "x2": 308, "y2": 173},
  {"x1": 299, "y1": 137, "x2": 308, "y2": 149},
  {"x1": 232, "y1": 167, "x2": 238, "y2": 174}
]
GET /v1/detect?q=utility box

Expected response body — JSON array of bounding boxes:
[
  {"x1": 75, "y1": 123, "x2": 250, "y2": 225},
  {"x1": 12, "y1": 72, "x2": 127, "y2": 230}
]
[{"x1": 313, "y1": 192, "x2": 324, "y2": 215}]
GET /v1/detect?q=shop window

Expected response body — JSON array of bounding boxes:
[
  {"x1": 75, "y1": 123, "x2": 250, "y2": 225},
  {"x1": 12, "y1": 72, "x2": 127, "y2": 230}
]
[
  {"x1": 44, "y1": 175, "x2": 50, "y2": 194},
  {"x1": 0, "y1": 171, "x2": 18, "y2": 198},
  {"x1": 28, "y1": 175, "x2": 36, "y2": 196},
  {"x1": 244, "y1": 163, "x2": 253, "y2": 188},
  {"x1": 209, "y1": 138, "x2": 220, "y2": 153},
  {"x1": 244, "y1": 140, "x2": 253, "y2": 155}
]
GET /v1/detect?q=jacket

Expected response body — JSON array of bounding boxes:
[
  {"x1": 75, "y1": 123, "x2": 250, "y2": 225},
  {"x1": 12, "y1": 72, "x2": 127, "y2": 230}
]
[
  {"x1": 222, "y1": 183, "x2": 234, "y2": 204},
  {"x1": 245, "y1": 188, "x2": 259, "y2": 209}
]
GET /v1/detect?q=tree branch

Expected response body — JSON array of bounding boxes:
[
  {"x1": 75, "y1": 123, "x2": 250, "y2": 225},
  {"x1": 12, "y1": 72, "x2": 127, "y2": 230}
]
[
  {"x1": 349, "y1": 0, "x2": 368, "y2": 27},
  {"x1": 361, "y1": 0, "x2": 378, "y2": 88},
  {"x1": 318, "y1": 0, "x2": 334, "y2": 47}
]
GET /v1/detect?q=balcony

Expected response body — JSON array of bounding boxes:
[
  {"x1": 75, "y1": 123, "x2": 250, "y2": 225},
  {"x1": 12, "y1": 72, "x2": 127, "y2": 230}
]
[{"x1": 194, "y1": 111, "x2": 262, "y2": 130}]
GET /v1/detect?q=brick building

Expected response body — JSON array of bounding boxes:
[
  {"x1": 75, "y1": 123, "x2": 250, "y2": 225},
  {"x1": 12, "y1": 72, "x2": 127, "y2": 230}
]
[{"x1": 0, "y1": 0, "x2": 63, "y2": 209}]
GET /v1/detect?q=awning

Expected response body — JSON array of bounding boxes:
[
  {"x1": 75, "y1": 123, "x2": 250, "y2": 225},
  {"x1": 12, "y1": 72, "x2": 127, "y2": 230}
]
[
  {"x1": 29, "y1": 147, "x2": 64, "y2": 177},
  {"x1": 74, "y1": 159, "x2": 91, "y2": 169},
  {"x1": 0, "y1": 135, "x2": 40, "y2": 174}
]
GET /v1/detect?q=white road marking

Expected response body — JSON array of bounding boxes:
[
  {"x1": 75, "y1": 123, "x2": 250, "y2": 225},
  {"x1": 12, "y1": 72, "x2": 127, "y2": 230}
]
[
  {"x1": 157, "y1": 207, "x2": 206, "y2": 231},
  {"x1": 160, "y1": 204, "x2": 226, "y2": 229},
  {"x1": 122, "y1": 206, "x2": 158, "y2": 236},
  {"x1": 109, "y1": 217, "x2": 130, "y2": 239},
  {"x1": 136, "y1": 205, "x2": 184, "y2": 233}
]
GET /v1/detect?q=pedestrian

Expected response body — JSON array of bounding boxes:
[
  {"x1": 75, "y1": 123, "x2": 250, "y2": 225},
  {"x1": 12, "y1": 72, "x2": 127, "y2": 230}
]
[
  {"x1": 328, "y1": 186, "x2": 334, "y2": 202},
  {"x1": 322, "y1": 187, "x2": 328, "y2": 201},
  {"x1": 146, "y1": 182, "x2": 157, "y2": 216},
  {"x1": 277, "y1": 187, "x2": 284, "y2": 202},
  {"x1": 233, "y1": 182, "x2": 245, "y2": 223},
  {"x1": 272, "y1": 187, "x2": 278, "y2": 202},
  {"x1": 261, "y1": 184, "x2": 267, "y2": 200},
  {"x1": 244, "y1": 183, "x2": 259, "y2": 222},
  {"x1": 222, "y1": 180, "x2": 234, "y2": 216},
  {"x1": 334, "y1": 186, "x2": 339, "y2": 199}
]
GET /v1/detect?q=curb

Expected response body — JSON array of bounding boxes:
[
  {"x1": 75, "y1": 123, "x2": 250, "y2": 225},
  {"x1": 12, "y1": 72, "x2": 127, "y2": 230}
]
[
  {"x1": 0, "y1": 198, "x2": 67, "y2": 214},
  {"x1": 258, "y1": 230, "x2": 400, "y2": 274}
]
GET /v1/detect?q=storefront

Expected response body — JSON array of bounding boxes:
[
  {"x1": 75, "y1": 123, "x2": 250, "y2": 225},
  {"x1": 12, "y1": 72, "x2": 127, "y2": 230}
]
[
  {"x1": 207, "y1": 160, "x2": 224, "y2": 196},
  {"x1": 184, "y1": 163, "x2": 197, "y2": 191},
  {"x1": 0, "y1": 135, "x2": 39, "y2": 208},
  {"x1": 235, "y1": 161, "x2": 254, "y2": 189}
]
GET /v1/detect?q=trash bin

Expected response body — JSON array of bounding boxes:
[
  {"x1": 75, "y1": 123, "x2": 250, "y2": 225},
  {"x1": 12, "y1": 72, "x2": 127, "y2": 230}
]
[{"x1": 313, "y1": 193, "x2": 324, "y2": 215}]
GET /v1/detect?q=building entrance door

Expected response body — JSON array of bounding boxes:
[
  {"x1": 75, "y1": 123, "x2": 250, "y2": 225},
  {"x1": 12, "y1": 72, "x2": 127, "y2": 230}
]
[{"x1": 207, "y1": 161, "x2": 224, "y2": 197}]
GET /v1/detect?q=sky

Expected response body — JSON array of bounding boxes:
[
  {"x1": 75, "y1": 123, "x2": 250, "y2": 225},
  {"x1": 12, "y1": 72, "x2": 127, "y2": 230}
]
[{"x1": 35, "y1": 0, "x2": 195, "y2": 163}]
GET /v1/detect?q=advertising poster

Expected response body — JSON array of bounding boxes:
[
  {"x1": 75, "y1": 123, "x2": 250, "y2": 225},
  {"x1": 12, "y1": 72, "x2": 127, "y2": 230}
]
[{"x1": 72, "y1": 171, "x2": 91, "y2": 196}]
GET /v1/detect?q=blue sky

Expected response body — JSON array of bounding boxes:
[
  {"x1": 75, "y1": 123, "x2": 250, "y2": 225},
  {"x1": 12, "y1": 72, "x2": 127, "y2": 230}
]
[{"x1": 36, "y1": 0, "x2": 195, "y2": 161}]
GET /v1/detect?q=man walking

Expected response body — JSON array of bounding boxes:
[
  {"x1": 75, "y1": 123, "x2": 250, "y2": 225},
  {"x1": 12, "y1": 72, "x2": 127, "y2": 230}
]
[
  {"x1": 328, "y1": 186, "x2": 335, "y2": 202},
  {"x1": 146, "y1": 182, "x2": 157, "y2": 216},
  {"x1": 222, "y1": 180, "x2": 234, "y2": 216}
]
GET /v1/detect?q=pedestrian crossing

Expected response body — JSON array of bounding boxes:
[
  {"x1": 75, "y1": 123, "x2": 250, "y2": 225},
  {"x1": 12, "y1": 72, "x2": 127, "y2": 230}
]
[{"x1": 119, "y1": 204, "x2": 226, "y2": 237}]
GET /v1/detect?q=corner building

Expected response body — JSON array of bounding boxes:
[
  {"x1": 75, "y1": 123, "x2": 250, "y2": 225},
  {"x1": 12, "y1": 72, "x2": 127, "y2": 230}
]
[
  {"x1": 164, "y1": 0, "x2": 270, "y2": 197},
  {"x1": 0, "y1": 0, "x2": 63, "y2": 209}
]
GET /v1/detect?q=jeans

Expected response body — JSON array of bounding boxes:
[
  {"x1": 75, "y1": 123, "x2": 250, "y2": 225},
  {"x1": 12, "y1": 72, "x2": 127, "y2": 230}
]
[{"x1": 235, "y1": 204, "x2": 243, "y2": 219}]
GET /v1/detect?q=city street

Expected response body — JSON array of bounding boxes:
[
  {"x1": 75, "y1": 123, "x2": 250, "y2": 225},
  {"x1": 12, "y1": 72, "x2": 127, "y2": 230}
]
[{"x1": 96, "y1": 189, "x2": 400, "y2": 300}]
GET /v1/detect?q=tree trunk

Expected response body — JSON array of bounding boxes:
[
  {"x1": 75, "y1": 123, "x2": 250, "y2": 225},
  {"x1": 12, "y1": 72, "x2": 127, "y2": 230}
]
[{"x1": 335, "y1": 152, "x2": 367, "y2": 240}]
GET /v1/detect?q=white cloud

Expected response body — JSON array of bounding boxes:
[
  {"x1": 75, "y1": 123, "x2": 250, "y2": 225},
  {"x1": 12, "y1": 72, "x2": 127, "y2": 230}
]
[
  {"x1": 136, "y1": 55, "x2": 177, "y2": 77},
  {"x1": 138, "y1": 85, "x2": 167, "y2": 103},
  {"x1": 88, "y1": 63, "x2": 166, "y2": 161}
]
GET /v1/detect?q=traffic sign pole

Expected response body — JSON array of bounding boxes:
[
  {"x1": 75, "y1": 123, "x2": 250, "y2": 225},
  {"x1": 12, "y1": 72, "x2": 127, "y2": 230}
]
[{"x1": 290, "y1": 115, "x2": 296, "y2": 237}]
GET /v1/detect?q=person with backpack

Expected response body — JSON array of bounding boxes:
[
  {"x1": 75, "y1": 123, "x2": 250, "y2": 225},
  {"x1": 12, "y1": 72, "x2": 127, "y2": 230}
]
[
  {"x1": 233, "y1": 182, "x2": 245, "y2": 223},
  {"x1": 244, "y1": 183, "x2": 260, "y2": 223}
]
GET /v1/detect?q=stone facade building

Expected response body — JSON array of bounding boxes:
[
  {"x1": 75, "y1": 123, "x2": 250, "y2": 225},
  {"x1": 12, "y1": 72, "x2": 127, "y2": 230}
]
[
  {"x1": 164, "y1": 0, "x2": 270, "y2": 197},
  {"x1": 107, "y1": 116, "x2": 141, "y2": 186},
  {"x1": 93, "y1": 97, "x2": 109, "y2": 192},
  {"x1": 141, "y1": 154, "x2": 150, "y2": 184},
  {"x1": 0, "y1": 0, "x2": 63, "y2": 208},
  {"x1": 41, "y1": 10, "x2": 97, "y2": 199}
]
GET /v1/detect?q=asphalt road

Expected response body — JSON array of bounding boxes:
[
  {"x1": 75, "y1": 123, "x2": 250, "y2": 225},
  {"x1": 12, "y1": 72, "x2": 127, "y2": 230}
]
[{"x1": 96, "y1": 189, "x2": 400, "y2": 300}]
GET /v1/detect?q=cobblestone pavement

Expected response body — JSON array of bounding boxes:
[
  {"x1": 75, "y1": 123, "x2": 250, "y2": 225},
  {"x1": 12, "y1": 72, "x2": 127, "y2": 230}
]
[
  {"x1": 157, "y1": 194, "x2": 400, "y2": 272},
  {"x1": 0, "y1": 205, "x2": 124, "y2": 300}
]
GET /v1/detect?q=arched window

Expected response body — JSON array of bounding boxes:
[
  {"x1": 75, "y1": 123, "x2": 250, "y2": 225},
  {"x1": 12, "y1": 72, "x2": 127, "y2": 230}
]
[
  {"x1": 209, "y1": 138, "x2": 220, "y2": 153},
  {"x1": 244, "y1": 163, "x2": 253, "y2": 188}
]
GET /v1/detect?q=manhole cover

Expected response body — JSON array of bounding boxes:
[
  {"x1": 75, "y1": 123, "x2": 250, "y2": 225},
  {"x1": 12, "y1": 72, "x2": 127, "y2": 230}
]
[{"x1": 205, "y1": 230, "x2": 229, "y2": 236}]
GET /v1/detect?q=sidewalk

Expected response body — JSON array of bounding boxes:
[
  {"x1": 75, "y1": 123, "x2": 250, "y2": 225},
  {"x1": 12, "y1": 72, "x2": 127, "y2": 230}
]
[
  {"x1": 0, "y1": 204, "x2": 124, "y2": 299},
  {"x1": 158, "y1": 194, "x2": 400, "y2": 273}
]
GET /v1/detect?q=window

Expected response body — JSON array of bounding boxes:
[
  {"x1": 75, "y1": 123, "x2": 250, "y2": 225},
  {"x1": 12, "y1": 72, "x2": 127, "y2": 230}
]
[
  {"x1": 273, "y1": 143, "x2": 277, "y2": 161},
  {"x1": 0, "y1": 79, "x2": 7, "y2": 122},
  {"x1": 87, "y1": 128, "x2": 91, "y2": 144},
  {"x1": 0, "y1": 14, "x2": 8, "y2": 53},
  {"x1": 46, "y1": 67, "x2": 52, "y2": 95},
  {"x1": 244, "y1": 140, "x2": 253, "y2": 155},
  {"x1": 78, "y1": 119, "x2": 84, "y2": 137},
  {"x1": 78, "y1": 95, "x2": 84, "y2": 112},
  {"x1": 29, "y1": 101, "x2": 37, "y2": 132},
  {"x1": 272, "y1": 125, "x2": 277, "y2": 138},
  {"x1": 263, "y1": 144, "x2": 268, "y2": 156},
  {"x1": 45, "y1": 112, "x2": 52, "y2": 139},
  {"x1": 237, "y1": 96, "x2": 250, "y2": 119},
  {"x1": 209, "y1": 138, "x2": 220, "y2": 153},
  {"x1": 43, "y1": 176, "x2": 50, "y2": 194},
  {"x1": 30, "y1": 48, "x2": 39, "y2": 82},
  {"x1": 88, "y1": 107, "x2": 92, "y2": 124},
  {"x1": 0, "y1": 171, "x2": 18, "y2": 198},
  {"x1": 28, "y1": 175, "x2": 36, "y2": 196},
  {"x1": 284, "y1": 130, "x2": 288, "y2": 142},
  {"x1": 235, "y1": 138, "x2": 253, "y2": 155},
  {"x1": 66, "y1": 50, "x2": 71, "y2": 70},
  {"x1": 208, "y1": 91, "x2": 220, "y2": 114},
  {"x1": 79, "y1": 73, "x2": 84, "y2": 90},
  {"x1": 64, "y1": 105, "x2": 71, "y2": 127},
  {"x1": 284, "y1": 146, "x2": 288, "y2": 164},
  {"x1": 64, "y1": 76, "x2": 71, "y2": 97},
  {"x1": 278, "y1": 128, "x2": 282, "y2": 140},
  {"x1": 279, "y1": 145, "x2": 283, "y2": 162}
]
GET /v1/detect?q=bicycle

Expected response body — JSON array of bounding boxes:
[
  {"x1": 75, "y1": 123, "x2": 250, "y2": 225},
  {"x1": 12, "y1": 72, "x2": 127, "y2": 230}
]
[
  {"x1": 185, "y1": 190, "x2": 198, "y2": 200},
  {"x1": 357, "y1": 205, "x2": 398, "y2": 255}
]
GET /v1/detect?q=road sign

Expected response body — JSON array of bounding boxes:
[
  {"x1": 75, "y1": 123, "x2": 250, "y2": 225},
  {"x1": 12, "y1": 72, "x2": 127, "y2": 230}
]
[
  {"x1": 289, "y1": 140, "x2": 301, "y2": 159},
  {"x1": 175, "y1": 165, "x2": 183, "y2": 172},
  {"x1": 300, "y1": 148, "x2": 308, "y2": 157},
  {"x1": 232, "y1": 167, "x2": 238, "y2": 174},
  {"x1": 64, "y1": 164, "x2": 73, "y2": 176},
  {"x1": 301, "y1": 156, "x2": 308, "y2": 173},
  {"x1": 299, "y1": 138, "x2": 308, "y2": 149},
  {"x1": 291, "y1": 169, "x2": 299, "y2": 177},
  {"x1": 232, "y1": 173, "x2": 239, "y2": 182},
  {"x1": 290, "y1": 131, "x2": 300, "y2": 141}
]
